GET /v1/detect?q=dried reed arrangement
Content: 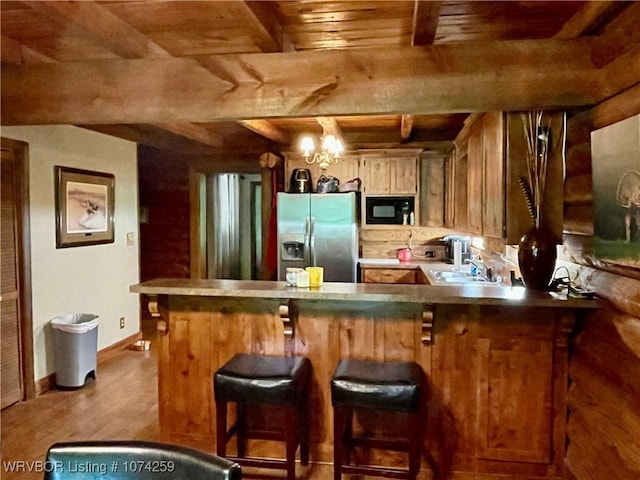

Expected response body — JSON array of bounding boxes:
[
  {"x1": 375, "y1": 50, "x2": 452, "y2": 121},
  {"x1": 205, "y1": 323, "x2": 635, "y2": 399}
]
[{"x1": 518, "y1": 110, "x2": 566, "y2": 229}]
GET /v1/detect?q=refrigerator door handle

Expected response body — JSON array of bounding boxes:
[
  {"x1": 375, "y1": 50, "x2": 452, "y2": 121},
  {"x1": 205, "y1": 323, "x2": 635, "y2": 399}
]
[
  {"x1": 309, "y1": 216, "x2": 316, "y2": 266},
  {"x1": 304, "y1": 216, "x2": 311, "y2": 264}
]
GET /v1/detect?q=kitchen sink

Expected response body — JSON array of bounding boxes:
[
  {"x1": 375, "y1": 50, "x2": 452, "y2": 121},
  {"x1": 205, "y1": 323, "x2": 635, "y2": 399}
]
[
  {"x1": 429, "y1": 269, "x2": 488, "y2": 284},
  {"x1": 436, "y1": 271, "x2": 477, "y2": 278}
]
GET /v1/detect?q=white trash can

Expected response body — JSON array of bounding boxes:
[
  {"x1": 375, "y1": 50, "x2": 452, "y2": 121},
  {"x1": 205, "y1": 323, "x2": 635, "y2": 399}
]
[{"x1": 51, "y1": 313, "x2": 99, "y2": 388}]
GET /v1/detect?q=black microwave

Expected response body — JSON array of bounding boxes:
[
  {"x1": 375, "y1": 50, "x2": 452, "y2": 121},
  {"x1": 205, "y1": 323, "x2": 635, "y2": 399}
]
[{"x1": 365, "y1": 196, "x2": 415, "y2": 225}]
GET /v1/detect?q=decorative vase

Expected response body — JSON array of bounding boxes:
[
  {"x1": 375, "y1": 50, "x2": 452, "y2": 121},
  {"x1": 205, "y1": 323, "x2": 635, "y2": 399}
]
[{"x1": 518, "y1": 226, "x2": 557, "y2": 291}]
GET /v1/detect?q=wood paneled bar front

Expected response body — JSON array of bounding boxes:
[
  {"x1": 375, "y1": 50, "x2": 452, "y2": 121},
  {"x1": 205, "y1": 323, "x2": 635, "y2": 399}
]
[{"x1": 130, "y1": 279, "x2": 599, "y2": 480}]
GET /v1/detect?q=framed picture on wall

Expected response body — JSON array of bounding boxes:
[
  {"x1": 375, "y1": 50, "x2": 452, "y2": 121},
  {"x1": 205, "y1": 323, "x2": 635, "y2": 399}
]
[
  {"x1": 591, "y1": 114, "x2": 640, "y2": 267},
  {"x1": 55, "y1": 166, "x2": 115, "y2": 248}
]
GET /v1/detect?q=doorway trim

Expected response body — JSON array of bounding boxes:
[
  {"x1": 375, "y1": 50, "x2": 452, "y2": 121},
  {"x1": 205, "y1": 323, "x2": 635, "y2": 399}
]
[{"x1": 1, "y1": 137, "x2": 35, "y2": 401}]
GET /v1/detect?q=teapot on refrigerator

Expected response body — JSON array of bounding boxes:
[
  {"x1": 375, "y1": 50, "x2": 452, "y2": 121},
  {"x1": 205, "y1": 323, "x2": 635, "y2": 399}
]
[{"x1": 316, "y1": 175, "x2": 340, "y2": 193}]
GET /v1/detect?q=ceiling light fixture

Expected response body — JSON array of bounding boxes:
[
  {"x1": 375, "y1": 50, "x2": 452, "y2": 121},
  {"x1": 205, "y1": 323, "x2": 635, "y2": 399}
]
[{"x1": 300, "y1": 132, "x2": 345, "y2": 170}]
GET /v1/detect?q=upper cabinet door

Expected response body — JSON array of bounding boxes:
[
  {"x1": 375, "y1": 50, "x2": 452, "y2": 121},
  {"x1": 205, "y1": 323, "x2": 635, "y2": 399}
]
[
  {"x1": 467, "y1": 120, "x2": 484, "y2": 235},
  {"x1": 327, "y1": 153, "x2": 359, "y2": 187},
  {"x1": 391, "y1": 156, "x2": 418, "y2": 194},
  {"x1": 361, "y1": 152, "x2": 419, "y2": 195},
  {"x1": 482, "y1": 112, "x2": 505, "y2": 239},
  {"x1": 361, "y1": 157, "x2": 392, "y2": 194}
]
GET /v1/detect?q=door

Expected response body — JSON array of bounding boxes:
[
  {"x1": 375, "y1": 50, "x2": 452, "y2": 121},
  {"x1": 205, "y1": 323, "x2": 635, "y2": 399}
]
[
  {"x1": 1, "y1": 138, "x2": 33, "y2": 408},
  {"x1": 277, "y1": 193, "x2": 311, "y2": 279},
  {"x1": 310, "y1": 193, "x2": 358, "y2": 282}
]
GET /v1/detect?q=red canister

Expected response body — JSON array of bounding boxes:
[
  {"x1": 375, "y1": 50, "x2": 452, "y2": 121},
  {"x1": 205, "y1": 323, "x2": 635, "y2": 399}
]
[{"x1": 397, "y1": 248, "x2": 411, "y2": 262}]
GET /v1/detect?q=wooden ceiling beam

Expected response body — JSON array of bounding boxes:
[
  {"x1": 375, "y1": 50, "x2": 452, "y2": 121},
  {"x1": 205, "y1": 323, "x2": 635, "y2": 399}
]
[
  {"x1": 25, "y1": 0, "x2": 150, "y2": 59},
  {"x1": 412, "y1": 0, "x2": 442, "y2": 46},
  {"x1": 400, "y1": 115, "x2": 414, "y2": 140},
  {"x1": 239, "y1": 119, "x2": 290, "y2": 144},
  {"x1": 1, "y1": 35, "x2": 22, "y2": 65},
  {"x1": 316, "y1": 117, "x2": 343, "y2": 139},
  {"x1": 1, "y1": 39, "x2": 611, "y2": 125},
  {"x1": 151, "y1": 123, "x2": 224, "y2": 148},
  {"x1": 242, "y1": 1, "x2": 288, "y2": 53},
  {"x1": 554, "y1": 1, "x2": 623, "y2": 39},
  {"x1": 81, "y1": 124, "x2": 213, "y2": 153},
  {"x1": 23, "y1": 0, "x2": 228, "y2": 147}
]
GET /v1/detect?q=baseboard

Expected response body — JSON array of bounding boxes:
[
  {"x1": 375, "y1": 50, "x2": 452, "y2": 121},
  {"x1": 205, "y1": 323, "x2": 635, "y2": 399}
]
[
  {"x1": 97, "y1": 331, "x2": 143, "y2": 363},
  {"x1": 35, "y1": 373, "x2": 56, "y2": 396},
  {"x1": 35, "y1": 331, "x2": 143, "y2": 396}
]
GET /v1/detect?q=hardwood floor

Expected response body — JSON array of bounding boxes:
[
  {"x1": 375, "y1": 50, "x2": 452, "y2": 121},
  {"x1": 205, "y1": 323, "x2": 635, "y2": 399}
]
[{"x1": 1, "y1": 337, "x2": 159, "y2": 480}]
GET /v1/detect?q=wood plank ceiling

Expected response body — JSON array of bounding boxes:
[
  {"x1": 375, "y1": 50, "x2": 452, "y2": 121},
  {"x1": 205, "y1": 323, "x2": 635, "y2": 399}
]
[{"x1": 1, "y1": 1, "x2": 638, "y2": 156}]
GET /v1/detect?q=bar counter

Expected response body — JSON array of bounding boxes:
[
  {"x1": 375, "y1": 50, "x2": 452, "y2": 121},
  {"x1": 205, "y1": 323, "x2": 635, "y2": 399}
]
[
  {"x1": 131, "y1": 278, "x2": 599, "y2": 480},
  {"x1": 131, "y1": 277, "x2": 597, "y2": 308}
]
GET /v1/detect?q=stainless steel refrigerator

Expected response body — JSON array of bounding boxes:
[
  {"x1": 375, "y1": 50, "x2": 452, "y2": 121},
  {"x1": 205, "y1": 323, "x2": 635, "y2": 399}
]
[{"x1": 277, "y1": 192, "x2": 359, "y2": 282}]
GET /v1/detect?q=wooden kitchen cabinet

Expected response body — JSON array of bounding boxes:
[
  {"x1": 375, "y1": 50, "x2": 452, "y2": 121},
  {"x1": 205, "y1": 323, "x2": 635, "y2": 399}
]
[
  {"x1": 467, "y1": 119, "x2": 484, "y2": 234},
  {"x1": 420, "y1": 152, "x2": 446, "y2": 227},
  {"x1": 477, "y1": 336, "x2": 553, "y2": 463},
  {"x1": 361, "y1": 267, "x2": 417, "y2": 284},
  {"x1": 450, "y1": 111, "x2": 563, "y2": 242},
  {"x1": 432, "y1": 304, "x2": 572, "y2": 476},
  {"x1": 464, "y1": 112, "x2": 505, "y2": 238},
  {"x1": 360, "y1": 150, "x2": 419, "y2": 195},
  {"x1": 482, "y1": 112, "x2": 505, "y2": 239}
]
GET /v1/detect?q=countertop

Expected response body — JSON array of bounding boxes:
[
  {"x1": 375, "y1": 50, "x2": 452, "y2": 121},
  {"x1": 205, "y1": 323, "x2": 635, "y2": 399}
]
[{"x1": 130, "y1": 278, "x2": 601, "y2": 308}]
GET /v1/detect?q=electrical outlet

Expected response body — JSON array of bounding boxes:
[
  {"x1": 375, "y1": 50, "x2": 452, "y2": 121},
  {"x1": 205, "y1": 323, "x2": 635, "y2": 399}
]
[{"x1": 119, "y1": 317, "x2": 125, "y2": 329}]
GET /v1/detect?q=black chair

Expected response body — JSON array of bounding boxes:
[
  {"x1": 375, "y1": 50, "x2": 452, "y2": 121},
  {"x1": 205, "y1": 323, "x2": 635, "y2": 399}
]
[
  {"x1": 214, "y1": 353, "x2": 311, "y2": 480},
  {"x1": 331, "y1": 358, "x2": 423, "y2": 480},
  {"x1": 43, "y1": 440, "x2": 241, "y2": 479}
]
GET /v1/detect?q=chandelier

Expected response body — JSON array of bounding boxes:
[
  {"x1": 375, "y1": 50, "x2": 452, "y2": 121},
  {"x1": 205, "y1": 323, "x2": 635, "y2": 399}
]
[{"x1": 300, "y1": 133, "x2": 345, "y2": 170}]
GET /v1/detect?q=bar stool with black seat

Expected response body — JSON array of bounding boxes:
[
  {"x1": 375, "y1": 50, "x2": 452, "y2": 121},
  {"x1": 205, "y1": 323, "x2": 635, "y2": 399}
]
[
  {"x1": 214, "y1": 353, "x2": 311, "y2": 480},
  {"x1": 331, "y1": 358, "x2": 423, "y2": 480}
]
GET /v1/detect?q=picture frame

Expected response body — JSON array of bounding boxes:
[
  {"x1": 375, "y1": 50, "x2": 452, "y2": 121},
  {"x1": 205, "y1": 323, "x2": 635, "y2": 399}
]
[
  {"x1": 591, "y1": 114, "x2": 640, "y2": 268},
  {"x1": 55, "y1": 166, "x2": 115, "y2": 248}
]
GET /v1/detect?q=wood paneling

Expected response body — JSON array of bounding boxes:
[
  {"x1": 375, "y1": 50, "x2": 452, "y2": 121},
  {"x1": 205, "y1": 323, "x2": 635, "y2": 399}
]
[
  {"x1": 153, "y1": 295, "x2": 576, "y2": 478},
  {"x1": 138, "y1": 147, "x2": 191, "y2": 281}
]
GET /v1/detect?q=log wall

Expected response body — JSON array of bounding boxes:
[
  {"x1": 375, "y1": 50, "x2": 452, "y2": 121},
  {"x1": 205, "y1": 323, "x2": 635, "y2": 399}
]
[
  {"x1": 560, "y1": 86, "x2": 640, "y2": 479},
  {"x1": 138, "y1": 145, "x2": 191, "y2": 281}
]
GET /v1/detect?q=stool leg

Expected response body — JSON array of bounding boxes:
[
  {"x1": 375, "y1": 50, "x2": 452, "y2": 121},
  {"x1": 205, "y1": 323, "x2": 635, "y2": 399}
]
[
  {"x1": 284, "y1": 406, "x2": 297, "y2": 480},
  {"x1": 408, "y1": 412, "x2": 421, "y2": 480},
  {"x1": 343, "y1": 408, "x2": 353, "y2": 466},
  {"x1": 299, "y1": 395, "x2": 309, "y2": 466},
  {"x1": 333, "y1": 407, "x2": 346, "y2": 480},
  {"x1": 237, "y1": 404, "x2": 247, "y2": 458},
  {"x1": 216, "y1": 401, "x2": 228, "y2": 457}
]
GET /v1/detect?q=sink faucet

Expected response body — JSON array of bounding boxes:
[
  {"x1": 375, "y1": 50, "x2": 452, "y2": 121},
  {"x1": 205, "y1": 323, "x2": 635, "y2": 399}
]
[{"x1": 466, "y1": 257, "x2": 495, "y2": 282}]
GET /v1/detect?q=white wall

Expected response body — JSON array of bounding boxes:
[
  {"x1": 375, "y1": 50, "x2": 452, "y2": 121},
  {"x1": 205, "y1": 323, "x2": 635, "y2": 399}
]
[{"x1": 1, "y1": 125, "x2": 140, "y2": 381}]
